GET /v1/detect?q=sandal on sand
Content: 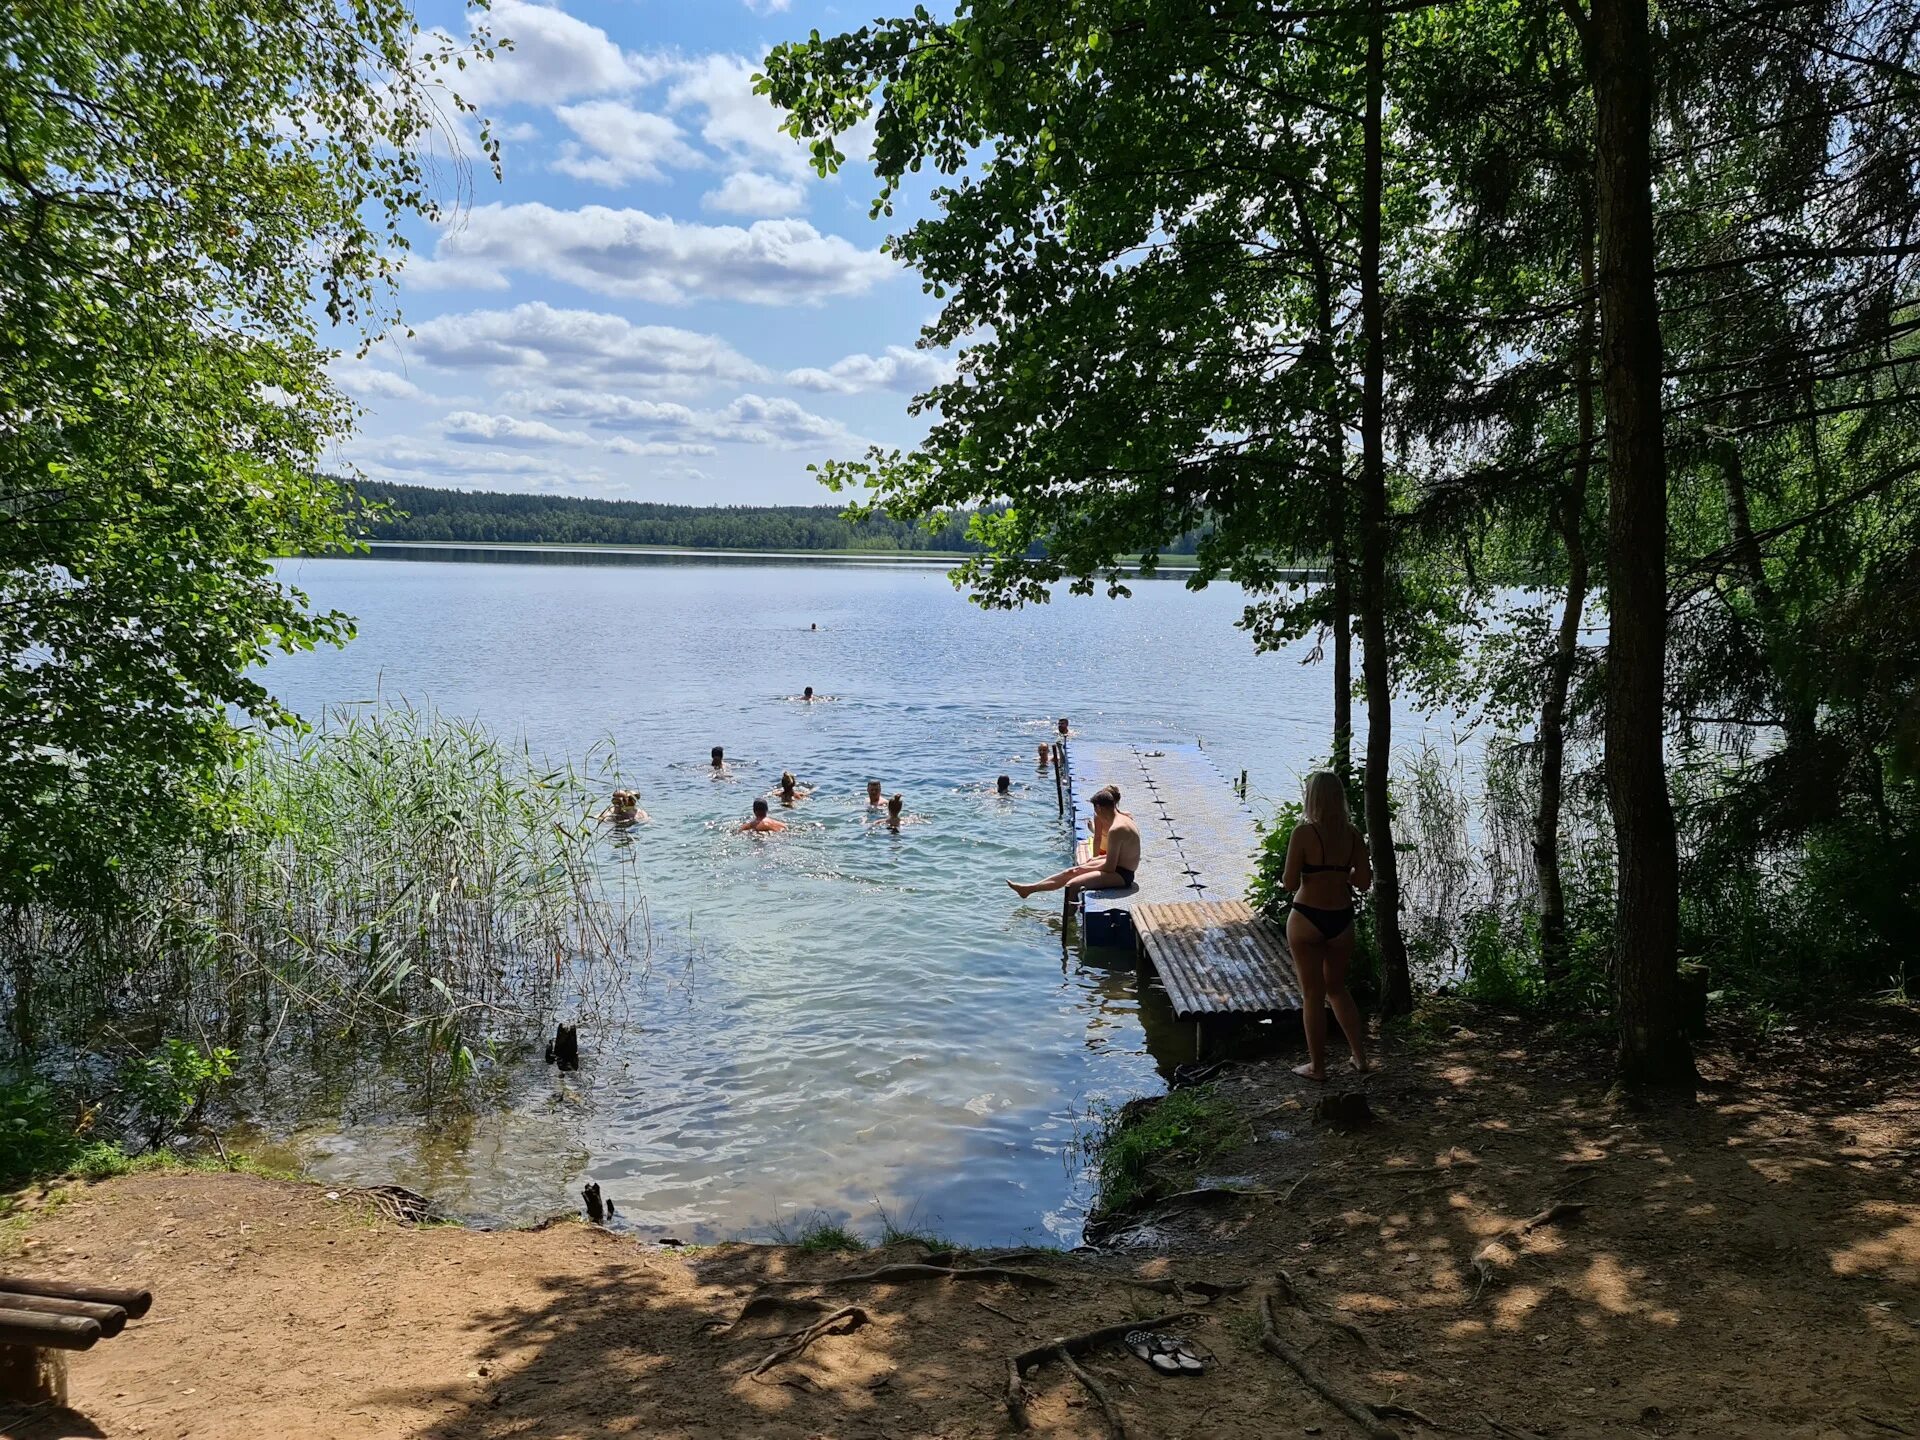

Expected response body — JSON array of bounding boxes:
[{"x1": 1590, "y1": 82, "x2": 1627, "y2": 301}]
[{"x1": 1125, "y1": 1331, "x2": 1208, "y2": 1376}]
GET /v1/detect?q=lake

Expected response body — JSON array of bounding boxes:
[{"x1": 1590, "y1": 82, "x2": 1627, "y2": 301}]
[{"x1": 256, "y1": 552, "x2": 1455, "y2": 1246}]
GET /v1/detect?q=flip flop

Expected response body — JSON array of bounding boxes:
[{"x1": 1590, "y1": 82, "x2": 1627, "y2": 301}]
[{"x1": 1125, "y1": 1330, "x2": 1209, "y2": 1376}]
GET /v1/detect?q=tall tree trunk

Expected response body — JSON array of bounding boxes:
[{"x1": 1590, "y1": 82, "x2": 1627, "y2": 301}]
[
  {"x1": 1586, "y1": 0, "x2": 1694, "y2": 1087},
  {"x1": 1359, "y1": 0, "x2": 1411, "y2": 1016},
  {"x1": 1537, "y1": 224, "x2": 1596, "y2": 989},
  {"x1": 1292, "y1": 186, "x2": 1354, "y2": 780}
]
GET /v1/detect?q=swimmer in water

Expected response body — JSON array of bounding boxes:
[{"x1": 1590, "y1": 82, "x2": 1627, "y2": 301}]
[
  {"x1": 867, "y1": 779, "x2": 884, "y2": 807},
  {"x1": 1057, "y1": 717, "x2": 1071, "y2": 737},
  {"x1": 772, "y1": 770, "x2": 813, "y2": 805},
  {"x1": 886, "y1": 793, "x2": 905, "y2": 832},
  {"x1": 802, "y1": 686, "x2": 815, "y2": 702},
  {"x1": 597, "y1": 788, "x2": 647, "y2": 824},
  {"x1": 740, "y1": 797, "x2": 788, "y2": 833},
  {"x1": 1037, "y1": 743, "x2": 1051, "y2": 770},
  {"x1": 997, "y1": 775, "x2": 1012, "y2": 795},
  {"x1": 1007, "y1": 785, "x2": 1138, "y2": 898},
  {"x1": 710, "y1": 745, "x2": 727, "y2": 774}
]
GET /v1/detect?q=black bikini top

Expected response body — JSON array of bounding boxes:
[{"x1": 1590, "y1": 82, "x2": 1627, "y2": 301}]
[{"x1": 1298, "y1": 821, "x2": 1351, "y2": 874}]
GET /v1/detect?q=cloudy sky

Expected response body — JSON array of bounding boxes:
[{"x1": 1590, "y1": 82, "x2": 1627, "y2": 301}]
[{"x1": 331, "y1": 1, "x2": 944, "y2": 506}]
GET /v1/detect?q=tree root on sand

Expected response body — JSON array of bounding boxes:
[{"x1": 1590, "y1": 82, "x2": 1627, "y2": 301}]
[
  {"x1": 1273, "y1": 1269, "x2": 1371, "y2": 1347},
  {"x1": 1057, "y1": 1346, "x2": 1129, "y2": 1440},
  {"x1": 699, "y1": 1294, "x2": 830, "y2": 1335},
  {"x1": 753, "y1": 1262, "x2": 1055, "y2": 1293},
  {"x1": 748, "y1": 1305, "x2": 870, "y2": 1379},
  {"x1": 1472, "y1": 1201, "x2": 1589, "y2": 1303},
  {"x1": 1119, "y1": 1276, "x2": 1251, "y2": 1304},
  {"x1": 1004, "y1": 1309, "x2": 1207, "y2": 1429},
  {"x1": 1258, "y1": 1292, "x2": 1400, "y2": 1440}
]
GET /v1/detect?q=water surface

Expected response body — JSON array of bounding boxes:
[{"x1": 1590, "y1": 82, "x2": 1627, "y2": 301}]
[{"x1": 258, "y1": 553, "x2": 1441, "y2": 1244}]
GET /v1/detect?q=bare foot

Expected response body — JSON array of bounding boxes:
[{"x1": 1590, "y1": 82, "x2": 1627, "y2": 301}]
[
  {"x1": 1292, "y1": 1062, "x2": 1327, "y2": 1082},
  {"x1": 1349, "y1": 1057, "x2": 1377, "y2": 1074},
  {"x1": 1006, "y1": 880, "x2": 1034, "y2": 898}
]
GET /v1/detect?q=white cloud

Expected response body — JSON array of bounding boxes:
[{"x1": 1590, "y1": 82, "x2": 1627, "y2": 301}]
[
  {"x1": 743, "y1": 1, "x2": 792, "y2": 13},
  {"x1": 402, "y1": 302, "x2": 767, "y2": 391},
  {"x1": 411, "y1": 203, "x2": 896, "y2": 305},
  {"x1": 663, "y1": 54, "x2": 813, "y2": 181},
  {"x1": 604, "y1": 436, "x2": 719, "y2": 457},
  {"x1": 513, "y1": 387, "x2": 859, "y2": 451},
  {"x1": 552, "y1": 100, "x2": 702, "y2": 186},
  {"x1": 702, "y1": 170, "x2": 807, "y2": 217},
  {"x1": 443, "y1": 411, "x2": 590, "y2": 447},
  {"x1": 786, "y1": 346, "x2": 956, "y2": 395},
  {"x1": 348, "y1": 436, "x2": 598, "y2": 483},
  {"x1": 337, "y1": 367, "x2": 428, "y2": 403},
  {"x1": 433, "y1": 0, "x2": 652, "y2": 107}
]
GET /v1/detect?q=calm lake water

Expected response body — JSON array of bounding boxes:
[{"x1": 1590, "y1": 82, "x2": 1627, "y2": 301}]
[{"x1": 256, "y1": 552, "x2": 1453, "y2": 1246}]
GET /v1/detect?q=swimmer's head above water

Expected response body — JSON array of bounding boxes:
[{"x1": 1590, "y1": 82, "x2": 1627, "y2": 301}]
[
  {"x1": 710, "y1": 746, "x2": 725, "y2": 768},
  {"x1": 867, "y1": 780, "x2": 883, "y2": 805},
  {"x1": 802, "y1": 686, "x2": 814, "y2": 701},
  {"x1": 997, "y1": 775, "x2": 1011, "y2": 794}
]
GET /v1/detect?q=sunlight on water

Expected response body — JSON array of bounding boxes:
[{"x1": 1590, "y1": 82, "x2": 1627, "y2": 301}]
[{"x1": 258, "y1": 553, "x2": 1461, "y2": 1244}]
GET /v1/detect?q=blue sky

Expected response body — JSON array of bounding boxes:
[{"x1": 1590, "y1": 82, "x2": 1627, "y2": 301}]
[{"x1": 330, "y1": 0, "x2": 943, "y2": 506}]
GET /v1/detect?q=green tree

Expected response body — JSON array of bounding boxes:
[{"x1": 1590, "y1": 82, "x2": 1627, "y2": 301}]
[
  {"x1": 0, "y1": 2, "x2": 499, "y2": 914},
  {"x1": 764, "y1": 0, "x2": 1424, "y2": 1012}
]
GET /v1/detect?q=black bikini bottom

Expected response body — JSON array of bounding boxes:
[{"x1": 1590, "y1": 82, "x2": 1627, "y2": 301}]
[
  {"x1": 1116, "y1": 867, "x2": 1135, "y2": 887},
  {"x1": 1292, "y1": 902, "x2": 1354, "y2": 940}
]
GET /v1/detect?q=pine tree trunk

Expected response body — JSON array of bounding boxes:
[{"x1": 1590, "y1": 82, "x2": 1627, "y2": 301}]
[
  {"x1": 1293, "y1": 186, "x2": 1354, "y2": 781},
  {"x1": 1537, "y1": 225, "x2": 1596, "y2": 988},
  {"x1": 1586, "y1": 0, "x2": 1693, "y2": 1088},
  {"x1": 1359, "y1": 0, "x2": 1411, "y2": 1016}
]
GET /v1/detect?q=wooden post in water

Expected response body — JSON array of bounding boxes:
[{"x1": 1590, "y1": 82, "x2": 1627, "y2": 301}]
[{"x1": 1052, "y1": 742, "x2": 1066, "y2": 815}]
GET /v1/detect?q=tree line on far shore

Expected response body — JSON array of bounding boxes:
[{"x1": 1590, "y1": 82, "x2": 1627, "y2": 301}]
[{"x1": 349, "y1": 480, "x2": 1209, "y2": 556}]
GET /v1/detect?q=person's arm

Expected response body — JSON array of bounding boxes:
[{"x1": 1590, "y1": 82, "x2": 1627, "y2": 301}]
[
  {"x1": 1349, "y1": 829, "x2": 1374, "y2": 892},
  {"x1": 1280, "y1": 825, "x2": 1305, "y2": 894}
]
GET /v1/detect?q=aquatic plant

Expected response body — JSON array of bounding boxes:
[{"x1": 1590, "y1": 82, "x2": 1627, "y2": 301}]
[{"x1": 2, "y1": 703, "x2": 646, "y2": 1105}]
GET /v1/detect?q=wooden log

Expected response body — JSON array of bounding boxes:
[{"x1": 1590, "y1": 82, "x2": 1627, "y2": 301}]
[
  {"x1": 0, "y1": 1292, "x2": 126, "y2": 1337},
  {"x1": 0, "y1": 1307, "x2": 102, "y2": 1352},
  {"x1": 0, "y1": 1343, "x2": 68, "y2": 1406},
  {"x1": 0, "y1": 1274, "x2": 151, "y2": 1319}
]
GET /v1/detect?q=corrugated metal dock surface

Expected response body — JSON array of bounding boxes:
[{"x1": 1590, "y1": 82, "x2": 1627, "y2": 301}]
[{"x1": 1133, "y1": 900, "x2": 1298, "y2": 1019}]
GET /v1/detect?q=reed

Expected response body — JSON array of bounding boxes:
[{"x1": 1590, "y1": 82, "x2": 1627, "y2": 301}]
[{"x1": 4, "y1": 703, "x2": 645, "y2": 1097}]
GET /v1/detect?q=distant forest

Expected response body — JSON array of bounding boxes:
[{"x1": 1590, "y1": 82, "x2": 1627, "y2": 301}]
[{"x1": 350, "y1": 480, "x2": 1203, "y2": 555}]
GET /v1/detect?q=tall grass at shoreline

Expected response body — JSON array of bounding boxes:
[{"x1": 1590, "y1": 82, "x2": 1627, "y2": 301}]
[{"x1": 4, "y1": 703, "x2": 645, "y2": 1112}]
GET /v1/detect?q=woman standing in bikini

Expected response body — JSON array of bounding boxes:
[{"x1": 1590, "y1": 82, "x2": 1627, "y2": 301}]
[{"x1": 1282, "y1": 770, "x2": 1375, "y2": 1080}]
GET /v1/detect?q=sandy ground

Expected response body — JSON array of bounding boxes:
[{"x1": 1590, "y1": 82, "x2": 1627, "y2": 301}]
[{"x1": 2, "y1": 1003, "x2": 1916, "y2": 1440}]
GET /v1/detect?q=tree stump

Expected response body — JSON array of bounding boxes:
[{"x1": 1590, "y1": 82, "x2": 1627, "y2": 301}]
[
  {"x1": 547, "y1": 1023, "x2": 580, "y2": 1072},
  {"x1": 0, "y1": 1343, "x2": 67, "y2": 1406},
  {"x1": 1313, "y1": 1091, "x2": 1375, "y2": 1132}
]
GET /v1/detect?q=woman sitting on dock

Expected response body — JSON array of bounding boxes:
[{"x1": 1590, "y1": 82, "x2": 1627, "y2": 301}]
[
  {"x1": 1282, "y1": 770, "x2": 1375, "y2": 1080},
  {"x1": 1006, "y1": 786, "x2": 1139, "y2": 898}
]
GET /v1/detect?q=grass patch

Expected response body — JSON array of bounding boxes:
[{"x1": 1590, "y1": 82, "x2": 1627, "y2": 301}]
[
  {"x1": 872, "y1": 1199, "x2": 953, "y2": 1252},
  {"x1": 1092, "y1": 1085, "x2": 1252, "y2": 1217},
  {"x1": 767, "y1": 1210, "x2": 869, "y2": 1254}
]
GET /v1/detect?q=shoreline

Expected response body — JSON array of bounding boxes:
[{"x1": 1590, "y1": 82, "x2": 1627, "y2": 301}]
[{"x1": 8, "y1": 1000, "x2": 1913, "y2": 1438}]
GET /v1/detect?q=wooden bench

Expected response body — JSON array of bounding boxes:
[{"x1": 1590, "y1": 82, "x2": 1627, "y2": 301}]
[{"x1": 0, "y1": 1274, "x2": 153, "y2": 1407}]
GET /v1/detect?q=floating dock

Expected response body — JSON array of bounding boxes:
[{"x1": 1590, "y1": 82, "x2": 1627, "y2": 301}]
[{"x1": 1062, "y1": 741, "x2": 1299, "y2": 1034}]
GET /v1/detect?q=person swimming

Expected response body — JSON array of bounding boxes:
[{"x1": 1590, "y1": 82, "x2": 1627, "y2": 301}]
[
  {"x1": 1057, "y1": 717, "x2": 1071, "y2": 736},
  {"x1": 597, "y1": 788, "x2": 647, "y2": 824},
  {"x1": 740, "y1": 797, "x2": 788, "y2": 833},
  {"x1": 1006, "y1": 785, "x2": 1138, "y2": 898},
  {"x1": 867, "y1": 779, "x2": 884, "y2": 807},
  {"x1": 710, "y1": 745, "x2": 727, "y2": 774},
  {"x1": 997, "y1": 774, "x2": 1012, "y2": 795},
  {"x1": 886, "y1": 793, "x2": 904, "y2": 832},
  {"x1": 1036, "y1": 743, "x2": 1051, "y2": 770},
  {"x1": 770, "y1": 770, "x2": 813, "y2": 805},
  {"x1": 802, "y1": 686, "x2": 815, "y2": 702}
]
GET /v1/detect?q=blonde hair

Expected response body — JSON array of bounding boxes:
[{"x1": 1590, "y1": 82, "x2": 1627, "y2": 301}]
[{"x1": 1302, "y1": 770, "x2": 1350, "y2": 828}]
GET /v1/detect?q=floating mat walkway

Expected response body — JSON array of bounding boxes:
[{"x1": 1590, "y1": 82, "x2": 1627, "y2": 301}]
[
  {"x1": 1132, "y1": 899, "x2": 1298, "y2": 1019},
  {"x1": 1060, "y1": 740, "x2": 1299, "y2": 1029}
]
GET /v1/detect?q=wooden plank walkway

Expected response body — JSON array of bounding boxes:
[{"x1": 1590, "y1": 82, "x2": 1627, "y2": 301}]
[
  {"x1": 1062, "y1": 739, "x2": 1300, "y2": 1027},
  {"x1": 1133, "y1": 900, "x2": 1298, "y2": 1018}
]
